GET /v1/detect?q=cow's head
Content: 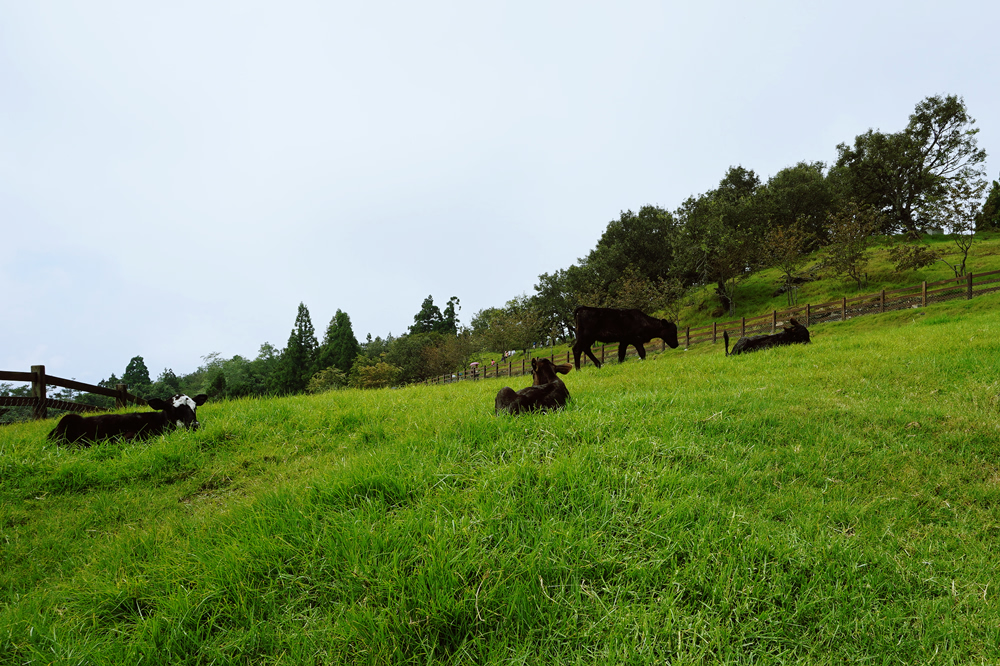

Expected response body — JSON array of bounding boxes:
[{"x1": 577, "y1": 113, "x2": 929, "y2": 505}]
[
  {"x1": 146, "y1": 393, "x2": 209, "y2": 430},
  {"x1": 531, "y1": 358, "x2": 572, "y2": 385},
  {"x1": 782, "y1": 318, "x2": 811, "y2": 343},
  {"x1": 660, "y1": 319, "x2": 680, "y2": 348}
]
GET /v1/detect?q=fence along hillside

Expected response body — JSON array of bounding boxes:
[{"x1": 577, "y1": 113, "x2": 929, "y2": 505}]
[
  {"x1": 427, "y1": 270, "x2": 1000, "y2": 385},
  {"x1": 0, "y1": 365, "x2": 146, "y2": 421}
]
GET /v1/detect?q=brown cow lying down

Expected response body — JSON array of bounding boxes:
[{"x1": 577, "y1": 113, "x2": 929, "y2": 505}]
[
  {"x1": 495, "y1": 358, "x2": 572, "y2": 415},
  {"x1": 48, "y1": 393, "x2": 209, "y2": 445},
  {"x1": 724, "y1": 318, "x2": 810, "y2": 356}
]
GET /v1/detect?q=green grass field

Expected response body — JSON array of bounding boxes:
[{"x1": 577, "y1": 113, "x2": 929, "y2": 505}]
[{"x1": 2, "y1": 294, "x2": 1000, "y2": 664}]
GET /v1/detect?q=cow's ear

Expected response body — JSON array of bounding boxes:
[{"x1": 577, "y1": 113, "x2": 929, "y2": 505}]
[
  {"x1": 531, "y1": 358, "x2": 538, "y2": 369},
  {"x1": 147, "y1": 398, "x2": 168, "y2": 411},
  {"x1": 193, "y1": 394, "x2": 209, "y2": 406},
  {"x1": 556, "y1": 363, "x2": 572, "y2": 375}
]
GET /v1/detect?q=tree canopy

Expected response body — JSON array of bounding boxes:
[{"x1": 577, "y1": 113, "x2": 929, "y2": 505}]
[{"x1": 835, "y1": 95, "x2": 987, "y2": 237}]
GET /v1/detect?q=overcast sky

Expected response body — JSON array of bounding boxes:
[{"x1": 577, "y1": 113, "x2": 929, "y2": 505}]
[{"x1": 3, "y1": 1, "x2": 998, "y2": 386}]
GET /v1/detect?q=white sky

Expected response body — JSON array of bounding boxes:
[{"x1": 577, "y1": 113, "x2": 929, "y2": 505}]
[{"x1": 3, "y1": 1, "x2": 998, "y2": 385}]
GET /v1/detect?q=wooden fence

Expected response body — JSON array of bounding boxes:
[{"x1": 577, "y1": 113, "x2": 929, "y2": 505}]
[
  {"x1": 427, "y1": 270, "x2": 1000, "y2": 386},
  {"x1": 0, "y1": 365, "x2": 146, "y2": 421}
]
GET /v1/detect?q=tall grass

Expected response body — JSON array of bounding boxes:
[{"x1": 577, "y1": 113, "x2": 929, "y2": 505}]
[{"x1": 2, "y1": 295, "x2": 1000, "y2": 664}]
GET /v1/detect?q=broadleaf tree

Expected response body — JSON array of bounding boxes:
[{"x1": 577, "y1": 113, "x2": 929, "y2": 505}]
[{"x1": 835, "y1": 94, "x2": 987, "y2": 237}]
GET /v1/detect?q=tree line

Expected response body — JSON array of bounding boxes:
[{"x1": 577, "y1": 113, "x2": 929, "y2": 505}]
[
  {"x1": 526, "y1": 93, "x2": 996, "y2": 333},
  {"x1": 2, "y1": 94, "x2": 997, "y2": 421},
  {"x1": 0, "y1": 297, "x2": 475, "y2": 421}
]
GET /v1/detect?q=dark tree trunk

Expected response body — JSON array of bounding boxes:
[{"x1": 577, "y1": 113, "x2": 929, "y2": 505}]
[{"x1": 715, "y1": 281, "x2": 732, "y2": 314}]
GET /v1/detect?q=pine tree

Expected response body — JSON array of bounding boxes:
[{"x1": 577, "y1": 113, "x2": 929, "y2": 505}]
[
  {"x1": 409, "y1": 296, "x2": 444, "y2": 334},
  {"x1": 441, "y1": 297, "x2": 460, "y2": 334},
  {"x1": 275, "y1": 303, "x2": 319, "y2": 394},
  {"x1": 122, "y1": 356, "x2": 152, "y2": 396},
  {"x1": 317, "y1": 309, "x2": 361, "y2": 376}
]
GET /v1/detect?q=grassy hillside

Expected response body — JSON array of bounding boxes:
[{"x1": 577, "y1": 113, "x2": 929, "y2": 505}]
[
  {"x1": 676, "y1": 232, "x2": 1000, "y2": 327},
  {"x1": 476, "y1": 232, "x2": 1000, "y2": 370},
  {"x1": 2, "y1": 293, "x2": 1000, "y2": 664}
]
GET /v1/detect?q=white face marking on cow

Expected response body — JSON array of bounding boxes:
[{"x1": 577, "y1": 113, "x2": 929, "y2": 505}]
[
  {"x1": 167, "y1": 394, "x2": 202, "y2": 430},
  {"x1": 172, "y1": 395, "x2": 197, "y2": 410}
]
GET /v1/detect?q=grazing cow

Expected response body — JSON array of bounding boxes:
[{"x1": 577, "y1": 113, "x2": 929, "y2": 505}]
[
  {"x1": 724, "y1": 318, "x2": 810, "y2": 356},
  {"x1": 495, "y1": 358, "x2": 572, "y2": 415},
  {"x1": 572, "y1": 306, "x2": 679, "y2": 370},
  {"x1": 48, "y1": 394, "x2": 209, "y2": 445}
]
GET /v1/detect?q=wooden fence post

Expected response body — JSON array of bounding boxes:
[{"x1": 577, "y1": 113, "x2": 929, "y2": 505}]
[
  {"x1": 685, "y1": 326, "x2": 691, "y2": 349},
  {"x1": 880, "y1": 289, "x2": 885, "y2": 313},
  {"x1": 31, "y1": 365, "x2": 46, "y2": 421},
  {"x1": 713, "y1": 322, "x2": 717, "y2": 344},
  {"x1": 771, "y1": 310, "x2": 777, "y2": 334},
  {"x1": 805, "y1": 303, "x2": 810, "y2": 327},
  {"x1": 741, "y1": 317, "x2": 746, "y2": 337},
  {"x1": 841, "y1": 297, "x2": 847, "y2": 322},
  {"x1": 115, "y1": 383, "x2": 129, "y2": 409},
  {"x1": 968, "y1": 272, "x2": 973, "y2": 299},
  {"x1": 922, "y1": 281, "x2": 927, "y2": 307},
  {"x1": 601, "y1": 345, "x2": 605, "y2": 365}
]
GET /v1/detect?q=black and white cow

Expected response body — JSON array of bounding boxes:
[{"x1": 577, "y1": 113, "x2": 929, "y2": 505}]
[
  {"x1": 48, "y1": 394, "x2": 209, "y2": 445},
  {"x1": 572, "y1": 306, "x2": 679, "y2": 370},
  {"x1": 724, "y1": 318, "x2": 810, "y2": 356},
  {"x1": 495, "y1": 358, "x2": 572, "y2": 415}
]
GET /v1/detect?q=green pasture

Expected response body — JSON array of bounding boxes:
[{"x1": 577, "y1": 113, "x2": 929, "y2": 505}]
[
  {"x1": 676, "y1": 232, "x2": 1000, "y2": 327},
  {"x1": 2, "y1": 294, "x2": 999, "y2": 664}
]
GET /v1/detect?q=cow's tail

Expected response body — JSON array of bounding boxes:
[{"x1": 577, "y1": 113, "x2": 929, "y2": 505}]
[{"x1": 724, "y1": 330, "x2": 730, "y2": 356}]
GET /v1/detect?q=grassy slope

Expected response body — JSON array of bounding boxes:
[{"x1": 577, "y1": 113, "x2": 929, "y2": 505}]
[
  {"x1": 2, "y1": 294, "x2": 1000, "y2": 664},
  {"x1": 677, "y1": 232, "x2": 1000, "y2": 326},
  {"x1": 478, "y1": 233, "x2": 1000, "y2": 367}
]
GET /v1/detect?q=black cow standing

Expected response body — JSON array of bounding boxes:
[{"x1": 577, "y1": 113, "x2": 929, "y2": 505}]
[
  {"x1": 495, "y1": 358, "x2": 572, "y2": 415},
  {"x1": 572, "y1": 306, "x2": 680, "y2": 370},
  {"x1": 48, "y1": 393, "x2": 209, "y2": 445},
  {"x1": 724, "y1": 318, "x2": 810, "y2": 356}
]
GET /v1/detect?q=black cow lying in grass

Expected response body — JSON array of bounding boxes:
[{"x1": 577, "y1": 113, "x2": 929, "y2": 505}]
[
  {"x1": 724, "y1": 318, "x2": 810, "y2": 356},
  {"x1": 48, "y1": 394, "x2": 209, "y2": 445},
  {"x1": 495, "y1": 358, "x2": 572, "y2": 415}
]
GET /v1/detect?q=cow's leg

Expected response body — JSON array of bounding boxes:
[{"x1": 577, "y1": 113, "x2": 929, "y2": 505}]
[
  {"x1": 636, "y1": 344, "x2": 647, "y2": 360},
  {"x1": 618, "y1": 343, "x2": 629, "y2": 363},
  {"x1": 574, "y1": 341, "x2": 602, "y2": 369},
  {"x1": 584, "y1": 345, "x2": 602, "y2": 369}
]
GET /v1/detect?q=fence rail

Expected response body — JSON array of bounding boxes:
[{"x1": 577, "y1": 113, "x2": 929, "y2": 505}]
[
  {"x1": 0, "y1": 365, "x2": 146, "y2": 421},
  {"x1": 427, "y1": 270, "x2": 1000, "y2": 386}
]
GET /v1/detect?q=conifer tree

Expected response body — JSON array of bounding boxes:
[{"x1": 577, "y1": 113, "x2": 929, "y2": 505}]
[
  {"x1": 441, "y1": 297, "x2": 460, "y2": 335},
  {"x1": 317, "y1": 309, "x2": 361, "y2": 376},
  {"x1": 122, "y1": 356, "x2": 153, "y2": 396},
  {"x1": 275, "y1": 302, "x2": 319, "y2": 394},
  {"x1": 409, "y1": 295, "x2": 444, "y2": 334}
]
